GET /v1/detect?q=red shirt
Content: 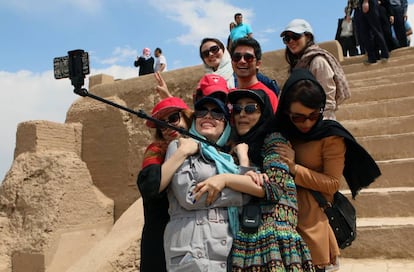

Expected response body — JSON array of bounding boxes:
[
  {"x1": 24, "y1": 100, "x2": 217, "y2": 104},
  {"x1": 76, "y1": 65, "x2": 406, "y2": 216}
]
[{"x1": 246, "y1": 81, "x2": 279, "y2": 112}]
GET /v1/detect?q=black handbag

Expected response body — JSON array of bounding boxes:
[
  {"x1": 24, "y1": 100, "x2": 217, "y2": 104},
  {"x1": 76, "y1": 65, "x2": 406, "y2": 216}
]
[
  {"x1": 311, "y1": 190, "x2": 357, "y2": 249},
  {"x1": 240, "y1": 201, "x2": 261, "y2": 233}
]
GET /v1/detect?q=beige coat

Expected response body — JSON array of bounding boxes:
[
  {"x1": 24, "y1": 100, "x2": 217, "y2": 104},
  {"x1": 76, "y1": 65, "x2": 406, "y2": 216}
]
[
  {"x1": 309, "y1": 56, "x2": 337, "y2": 120},
  {"x1": 293, "y1": 135, "x2": 345, "y2": 266}
]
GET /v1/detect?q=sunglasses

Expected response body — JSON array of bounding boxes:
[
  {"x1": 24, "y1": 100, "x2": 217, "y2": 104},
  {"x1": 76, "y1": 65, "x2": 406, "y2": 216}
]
[
  {"x1": 194, "y1": 107, "x2": 226, "y2": 120},
  {"x1": 288, "y1": 109, "x2": 322, "y2": 123},
  {"x1": 201, "y1": 45, "x2": 220, "y2": 58},
  {"x1": 232, "y1": 103, "x2": 259, "y2": 115},
  {"x1": 231, "y1": 52, "x2": 255, "y2": 63},
  {"x1": 282, "y1": 33, "x2": 303, "y2": 44},
  {"x1": 159, "y1": 112, "x2": 181, "y2": 130}
]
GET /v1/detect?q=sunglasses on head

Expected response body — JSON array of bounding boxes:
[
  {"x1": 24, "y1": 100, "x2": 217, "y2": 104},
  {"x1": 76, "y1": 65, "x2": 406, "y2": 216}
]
[
  {"x1": 232, "y1": 103, "x2": 259, "y2": 115},
  {"x1": 159, "y1": 111, "x2": 181, "y2": 131},
  {"x1": 282, "y1": 32, "x2": 303, "y2": 44},
  {"x1": 288, "y1": 109, "x2": 323, "y2": 123},
  {"x1": 231, "y1": 52, "x2": 255, "y2": 63},
  {"x1": 201, "y1": 45, "x2": 220, "y2": 58},
  {"x1": 194, "y1": 107, "x2": 226, "y2": 120}
]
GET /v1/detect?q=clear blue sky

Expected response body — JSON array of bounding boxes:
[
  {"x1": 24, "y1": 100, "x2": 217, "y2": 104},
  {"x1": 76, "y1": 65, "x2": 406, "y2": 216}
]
[{"x1": 1, "y1": 0, "x2": 414, "y2": 179}]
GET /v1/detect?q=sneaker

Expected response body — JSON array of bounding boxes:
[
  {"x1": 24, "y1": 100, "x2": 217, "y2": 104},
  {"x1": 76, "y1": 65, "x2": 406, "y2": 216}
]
[
  {"x1": 325, "y1": 257, "x2": 340, "y2": 272},
  {"x1": 325, "y1": 263, "x2": 340, "y2": 272},
  {"x1": 380, "y1": 58, "x2": 389, "y2": 63}
]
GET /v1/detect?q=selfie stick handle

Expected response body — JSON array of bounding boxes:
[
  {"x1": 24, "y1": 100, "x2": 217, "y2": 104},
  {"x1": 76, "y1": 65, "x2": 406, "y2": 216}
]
[{"x1": 73, "y1": 87, "x2": 221, "y2": 149}]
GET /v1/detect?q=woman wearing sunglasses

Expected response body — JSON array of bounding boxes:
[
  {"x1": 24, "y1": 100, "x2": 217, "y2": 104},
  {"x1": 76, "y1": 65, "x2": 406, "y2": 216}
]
[
  {"x1": 199, "y1": 37, "x2": 235, "y2": 89},
  {"x1": 272, "y1": 68, "x2": 380, "y2": 272},
  {"x1": 162, "y1": 95, "x2": 269, "y2": 272},
  {"x1": 221, "y1": 89, "x2": 314, "y2": 271},
  {"x1": 136, "y1": 96, "x2": 193, "y2": 272},
  {"x1": 281, "y1": 18, "x2": 350, "y2": 121}
]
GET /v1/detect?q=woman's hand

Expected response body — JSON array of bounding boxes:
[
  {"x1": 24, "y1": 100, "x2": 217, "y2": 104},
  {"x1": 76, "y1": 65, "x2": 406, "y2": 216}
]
[
  {"x1": 154, "y1": 72, "x2": 172, "y2": 99},
  {"x1": 177, "y1": 137, "x2": 199, "y2": 157},
  {"x1": 244, "y1": 170, "x2": 268, "y2": 186},
  {"x1": 193, "y1": 175, "x2": 226, "y2": 206},
  {"x1": 275, "y1": 142, "x2": 296, "y2": 175},
  {"x1": 233, "y1": 143, "x2": 249, "y2": 167}
]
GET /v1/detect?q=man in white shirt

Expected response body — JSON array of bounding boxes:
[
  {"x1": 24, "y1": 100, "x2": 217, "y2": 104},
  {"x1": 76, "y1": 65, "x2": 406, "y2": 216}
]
[{"x1": 154, "y1": 47, "x2": 168, "y2": 72}]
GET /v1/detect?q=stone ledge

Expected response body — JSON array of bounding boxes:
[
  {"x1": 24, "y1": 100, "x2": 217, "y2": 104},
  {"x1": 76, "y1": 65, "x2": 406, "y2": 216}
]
[
  {"x1": 340, "y1": 115, "x2": 414, "y2": 137},
  {"x1": 337, "y1": 96, "x2": 414, "y2": 121},
  {"x1": 341, "y1": 222, "x2": 414, "y2": 258},
  {"x1": 352, "y1": 190, "x2": 414, "y2": 218},
  {"x1": 14, "y1": 120, "x2": 82, "y2": 159},
  {"x1": 356, "y1": 132, "x2": 414, "y2": 161}
]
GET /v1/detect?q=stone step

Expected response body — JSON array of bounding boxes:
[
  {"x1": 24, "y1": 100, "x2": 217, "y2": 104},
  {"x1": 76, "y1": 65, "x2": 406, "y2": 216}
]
[
  {"x1": 341, "y1": 46, "x2": 414, "y2": 67},
  {"x1": 375, "y1": 159, "x2": 414, "y2": 188},
  {"x1": 344, "y1": 62, "x2": 414, "y2": 81},
  {"x1": 342, "y1": 47, "x2": 414, "y2": 74},
  {"x1": 344, "y1": 81, "x2": 414, "y2": 105},
  {"x1": 336, "y1": 96, "x2": 414, "y2": 121},
  {"x1": 340, "y1": 217, "x2": 414, "y2": 259},
  {"x1": 341, "y1": 188, "x2": 414, "y2": 218},
  {"x1": 336, "y1": 45, "x2": 414, "y2": 261},
  {"x1": 356, "y1": 132, "x2": 414, "y2": 161},
  {"x1": 340, "y1": 158, "x2": 414, "y2": 190},
  {"x1": 340, "y1": 115, "x2": 414, "y2": 137},
  {"x1": 340, "y1": 257, "x2": 414, "y2": 271},
  {"x1": 347, "y1": 71, "x2": 414, "y2": 90}
]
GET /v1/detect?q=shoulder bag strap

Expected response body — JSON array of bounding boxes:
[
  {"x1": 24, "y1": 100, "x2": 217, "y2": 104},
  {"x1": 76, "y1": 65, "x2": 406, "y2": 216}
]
[{"x1": 310, "y1": 190, "x2": 331, "y2": 209}]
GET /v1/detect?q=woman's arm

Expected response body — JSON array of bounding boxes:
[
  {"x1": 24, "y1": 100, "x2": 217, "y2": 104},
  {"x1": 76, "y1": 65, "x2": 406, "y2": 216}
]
[
  {"x1": 159, "y1": 138, "x2": 199, "y2": 192},
  {"x1": 193, "y1": 173, "x2": 265, "y2": 206},
  {"x1": 278, "y1": 136, "x2": 345, "y2": 195}
]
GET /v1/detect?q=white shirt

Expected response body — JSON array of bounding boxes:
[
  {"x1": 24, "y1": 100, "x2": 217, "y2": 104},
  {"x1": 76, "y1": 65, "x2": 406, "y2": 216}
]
[{"x1": 155, "y1": 55, "x2": 167, "y2": 72}]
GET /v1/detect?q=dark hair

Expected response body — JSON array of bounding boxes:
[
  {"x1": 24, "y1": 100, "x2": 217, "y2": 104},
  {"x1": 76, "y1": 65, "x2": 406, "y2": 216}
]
[
  {"x1": 230, "y1": 37, "x2": 262, "y2": 60},
  {"x1": 283, "y1": 80, "x2": 325, "y2": 110},
  {"x1": 154, "y1": 109, "x2": 193, "y2": 140},
  {"x1": 155, "y1": 47, "x2": 162, "y2": 54},
  {"x1": 234, "y1": 13, "x2": 242, "y2": 20},
  {"x1": 199, "y1": 38, "x2": 225, "y2": 61},
  {"x1": 284, "y1": 33, "x2": 315, "y2": 71}
]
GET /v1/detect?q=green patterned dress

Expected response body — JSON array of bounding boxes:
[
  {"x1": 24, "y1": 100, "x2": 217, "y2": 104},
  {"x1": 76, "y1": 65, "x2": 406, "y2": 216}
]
[{"x1": 231, "y1": 132, "x2": 315, "y2": 272}]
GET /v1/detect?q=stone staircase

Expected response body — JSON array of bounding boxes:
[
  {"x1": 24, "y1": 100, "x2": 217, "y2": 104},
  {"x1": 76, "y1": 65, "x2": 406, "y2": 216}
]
[{"x1": 336, "y1": 46, "x2": 414, "y2": 259}]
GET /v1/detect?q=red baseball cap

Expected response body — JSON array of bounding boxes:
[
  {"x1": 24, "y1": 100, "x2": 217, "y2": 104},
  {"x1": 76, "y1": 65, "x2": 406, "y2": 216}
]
[
  {"x1": 194, "y1": 74, "x2": 229, "y2": 103},
  {"x1": 145, "y1": 97, "x2": 190, "y2": 128}
]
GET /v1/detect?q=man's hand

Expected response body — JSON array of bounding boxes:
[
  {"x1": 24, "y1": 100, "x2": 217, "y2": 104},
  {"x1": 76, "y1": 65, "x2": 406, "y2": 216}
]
[
  {"x1": 362, "y1": 0, "x2": 369, "y2": 13},
  {"x1": 154, "y1": 72, "x2": 172, "y2": 99}
]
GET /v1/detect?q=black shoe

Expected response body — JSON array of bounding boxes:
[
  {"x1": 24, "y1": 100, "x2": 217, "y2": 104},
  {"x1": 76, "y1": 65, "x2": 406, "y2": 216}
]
[{"x1": 363, "y1": 59, "x2": 377, "y2": 65}]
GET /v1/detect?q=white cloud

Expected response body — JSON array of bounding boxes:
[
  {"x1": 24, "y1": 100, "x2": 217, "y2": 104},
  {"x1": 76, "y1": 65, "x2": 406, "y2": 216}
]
[
  {"x1": 99, "y1": 46, "x2": 138, "y2": 65},
  {"x1": 148, "y1": 0, "x2": 253, "y2": 45}
]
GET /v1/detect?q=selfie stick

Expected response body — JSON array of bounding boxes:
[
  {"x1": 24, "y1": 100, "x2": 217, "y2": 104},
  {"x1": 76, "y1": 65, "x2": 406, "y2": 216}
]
[
  {"x1": 56, "y1": 48, "x2": 221, "y2": 149},
  {"x1": 73, "y1": 87, "x2": 221, "y2": 149}
]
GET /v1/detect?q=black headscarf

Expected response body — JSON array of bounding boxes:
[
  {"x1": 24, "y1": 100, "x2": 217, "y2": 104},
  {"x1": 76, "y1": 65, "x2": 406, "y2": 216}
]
[
  {"x1": 229, "y1": 89, "x2": 275, "y2": 168},
  {"x1": 274, "y1": 68, "x2": 381, "y2": 198}
]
